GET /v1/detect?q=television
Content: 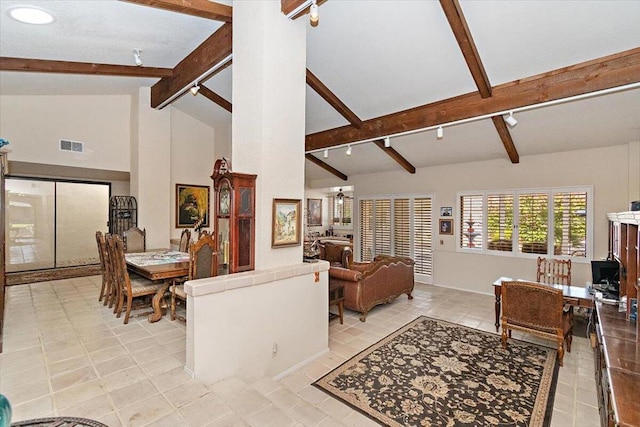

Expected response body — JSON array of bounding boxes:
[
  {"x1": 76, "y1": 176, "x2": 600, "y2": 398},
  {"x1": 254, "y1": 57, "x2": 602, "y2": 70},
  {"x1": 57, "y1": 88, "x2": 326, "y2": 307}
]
[{"x1": 591, "y1": 260, "x2": 619, "y2": 286}]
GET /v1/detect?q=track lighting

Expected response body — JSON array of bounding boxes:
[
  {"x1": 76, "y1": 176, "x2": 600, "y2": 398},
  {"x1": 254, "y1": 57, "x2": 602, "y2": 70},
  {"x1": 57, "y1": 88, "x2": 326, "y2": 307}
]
[
  {"x1": 323, "y1": 149, "x2": 329, "y2": 159},
  {"x1": 310, "y1": 0, "x2": 319, "y2": 27},
  {"x1": 190, "y1": 82, "x2": 200, "y2": 96},
  {"x1": 346, "y1": 145, "x2": 352, "y2": 156},
  {"x1": 504, "y1": 111, "x2": 518, "y2": 128},
  {"x1": 133, "y1": 49, "x2": 143, "y2": 67},
  {"x1": 384, "y1": 137, "x2": 391, "y2": 148},
  {"x1": 436, "y1": 126, "x2": 444, "y2": 140}
]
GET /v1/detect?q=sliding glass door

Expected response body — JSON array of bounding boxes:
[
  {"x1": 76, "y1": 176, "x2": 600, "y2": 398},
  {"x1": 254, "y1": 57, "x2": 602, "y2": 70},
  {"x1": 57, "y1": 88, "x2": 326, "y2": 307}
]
[{"x1": 5, "y1": 178, "x2": 109, "y2": 272}]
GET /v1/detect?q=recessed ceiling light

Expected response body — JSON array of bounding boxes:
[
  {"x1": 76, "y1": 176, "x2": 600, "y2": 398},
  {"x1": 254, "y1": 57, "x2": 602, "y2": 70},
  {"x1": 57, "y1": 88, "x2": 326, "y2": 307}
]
[{"x1": 8, "y1": 7, "x2": 55, "y2": 25}]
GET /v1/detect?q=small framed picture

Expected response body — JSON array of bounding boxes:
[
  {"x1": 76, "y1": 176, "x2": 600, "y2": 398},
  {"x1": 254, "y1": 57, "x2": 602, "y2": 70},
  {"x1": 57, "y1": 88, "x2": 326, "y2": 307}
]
[
  {"x1": 440, "y1": 206, "x2": 452, "y2": 217},
  {"x1": 439, "y1": 219, "x2": 453, "y2": 235},
  {"x1": 272, "y1": 198, "x2": 302, "y2": 247}
]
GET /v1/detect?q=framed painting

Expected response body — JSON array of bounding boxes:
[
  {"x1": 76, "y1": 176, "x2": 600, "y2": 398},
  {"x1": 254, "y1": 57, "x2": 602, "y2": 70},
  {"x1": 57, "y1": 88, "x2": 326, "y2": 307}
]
[
  {"x1": 440, "y1": 206, "x2": 453, "y2": 217},
  {"x1": 176, "y1": 184, "x2": 210, "y2": 228},
  {"x1": 439, "y1": 219, "x2": 453, "y2": 235},
  {"x1": 272, "y1": 198, "x2": 301, "y2": 247},
  {"x1": 307, "y1": 198, "x2": 322, "y2": 226}
]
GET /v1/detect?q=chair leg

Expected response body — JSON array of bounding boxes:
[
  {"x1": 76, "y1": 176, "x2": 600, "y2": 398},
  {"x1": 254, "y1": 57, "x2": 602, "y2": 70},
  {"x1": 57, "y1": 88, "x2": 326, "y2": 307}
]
[
  {"x1": 557, "y1": 338, "x2": 565, "y2": 366},
  {"x1": 98, "y1": 278, "x2": 105, "y2": 302},
  {"x1": 337, "y1": 301, "x2": 344, "y2": 324},
  {"x1": 124, "y1": 297, "x2": 132, "y2": 324},
  {"x1": 170, "y1": 287, "x2": 177, "y2": 321},
  {"x1": 501, "y1": 328, "x2": 508, "y2": 349}
]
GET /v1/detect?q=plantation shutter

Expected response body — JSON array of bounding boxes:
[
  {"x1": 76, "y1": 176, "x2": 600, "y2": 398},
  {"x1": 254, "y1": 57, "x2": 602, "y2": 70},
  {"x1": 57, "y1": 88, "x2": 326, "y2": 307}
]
[
  {"x1": 359, "y1": 199, "x2": 374, "y2": 262},
  {"x1": 460, "y1": 195, "x2": 483, "y2": 249},
  {"x1": 374, "y1": 200, "x2": 392, "y2": 256},
  {"x1": 553, "y1": 191, "x2": 587, "y2": 257},
  {"x1": 343, "y1": 197, "x2": 352, "y2": 224},
  {"x1": 487, "y1": 194, "x2": 514, "y2": 252},
  {"x1": 519, "y1": 193, "x2": 549, "y2": 254},
  {"x1": 414, "y1": 197, "x2": 433, "y2": 275},
  {"x1": 394, "y1": 199, "x2": 411, "y2": 258}
]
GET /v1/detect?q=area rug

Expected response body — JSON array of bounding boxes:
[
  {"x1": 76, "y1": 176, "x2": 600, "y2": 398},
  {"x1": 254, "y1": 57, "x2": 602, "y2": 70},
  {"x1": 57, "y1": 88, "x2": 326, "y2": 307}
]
[{"x1": 314, "y1": 316, "x2": 559, "y2": 427}]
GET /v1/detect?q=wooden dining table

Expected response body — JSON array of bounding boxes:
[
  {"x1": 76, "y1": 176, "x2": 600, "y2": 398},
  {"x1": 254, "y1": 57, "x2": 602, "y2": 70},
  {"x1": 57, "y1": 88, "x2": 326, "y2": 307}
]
[{"x1": 125, "y1": 249, "x2": 190, "y2": 322}]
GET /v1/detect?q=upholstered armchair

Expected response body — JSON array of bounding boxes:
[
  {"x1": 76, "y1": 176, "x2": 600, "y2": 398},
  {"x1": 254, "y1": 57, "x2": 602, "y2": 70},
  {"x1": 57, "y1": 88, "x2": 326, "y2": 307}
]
[
  {"x1": 329, "y1": 255, "x2": 415, "y2": 322},
  {"x1": 319, "y1": 242, "x2": 353, "y2": 268}
]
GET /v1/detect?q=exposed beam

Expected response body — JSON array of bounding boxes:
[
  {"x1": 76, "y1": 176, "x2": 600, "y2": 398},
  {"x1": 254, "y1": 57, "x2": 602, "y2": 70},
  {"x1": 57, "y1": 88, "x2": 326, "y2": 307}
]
[
  {"x1": 440, "y1": 0, "x2": 519, "y2": 163},
  {"x1": 490, "y1": 117, "x2": 519, "y2": 163},
  {"x1": 305, "y1": 48, "x2": 640, "y2": 151},
  {"x1": 199, "y1": 85, "x2": 232, "y2": 113},
  {"x1": 440, "y1": 0, "x2": 491, "y2": 98},
  {"x1": 306, "y1": 69, "x2": 362, "y2": 129},
  {"x1": 0, "y1": 57, "x2": 172, "y2": 78},
  {"x1": 281, "y1": 0, "x2": 328, "y2": 19},
  {"x1": 373, "y1": 140, "x2": 416, "y2": 174},
  {"x1": 305, "y1": 154, "x2": 348, "y2": 181},
  {"x1": 120, "y1": 0, "x2": 232, "y2": 22},
  {"x1": 151, "y1": 22, "x2": 232, "y2": 108}
]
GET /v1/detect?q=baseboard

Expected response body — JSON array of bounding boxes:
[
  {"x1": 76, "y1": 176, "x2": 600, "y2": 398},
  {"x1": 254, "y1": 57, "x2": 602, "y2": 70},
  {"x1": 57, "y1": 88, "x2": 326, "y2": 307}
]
[{"x1": 6, "y1": 265, "x2": 101, "y2": 285}]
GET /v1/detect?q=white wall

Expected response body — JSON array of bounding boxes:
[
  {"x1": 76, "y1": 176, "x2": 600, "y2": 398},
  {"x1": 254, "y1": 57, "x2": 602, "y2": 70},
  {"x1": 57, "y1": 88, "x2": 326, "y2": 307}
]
[
  {"x1": 170, "y1": 108, "x2": 216, "y2": 240},
  {"x1": 0, "y1": 95, "x2": 131, "y2": 171},
  {"x1": 328, "y1": 144, "x2": 634, "y2": 294}
]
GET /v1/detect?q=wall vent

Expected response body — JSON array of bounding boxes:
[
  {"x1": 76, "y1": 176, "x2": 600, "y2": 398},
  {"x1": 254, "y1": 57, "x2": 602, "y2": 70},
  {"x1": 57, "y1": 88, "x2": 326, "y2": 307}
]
[{"x1": 60, "y1": 139, "x2": 84, "y2": 153}]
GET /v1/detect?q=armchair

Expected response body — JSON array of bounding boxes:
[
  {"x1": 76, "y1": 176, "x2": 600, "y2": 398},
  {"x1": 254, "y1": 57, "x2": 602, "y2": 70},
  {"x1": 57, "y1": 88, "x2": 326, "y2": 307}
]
[{"x1": 318, "y1": 241, "x2": 353, "y2": 268}]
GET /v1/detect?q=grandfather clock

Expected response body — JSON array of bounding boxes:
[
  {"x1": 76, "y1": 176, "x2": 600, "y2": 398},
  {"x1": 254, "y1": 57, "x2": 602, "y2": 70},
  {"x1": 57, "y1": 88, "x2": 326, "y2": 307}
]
[{"x1": 211, "y1": 158, "x2": 257, "y2": 275}]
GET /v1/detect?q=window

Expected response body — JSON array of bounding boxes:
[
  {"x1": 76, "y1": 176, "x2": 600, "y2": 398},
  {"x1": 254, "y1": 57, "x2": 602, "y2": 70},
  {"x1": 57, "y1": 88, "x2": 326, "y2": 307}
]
[
  {"x1": 359, "y1": 195, "x2": 433, "y2": 282},
  {"x1": 458, "y1": 187, "x2": 591, "y2": 260},
  {"x1": 329, "y1": 196, "x2": 352, "y2": 226}
]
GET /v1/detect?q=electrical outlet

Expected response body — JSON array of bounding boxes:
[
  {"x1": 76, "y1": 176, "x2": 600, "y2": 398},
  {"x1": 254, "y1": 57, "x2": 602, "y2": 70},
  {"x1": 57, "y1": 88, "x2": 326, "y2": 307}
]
[{"x1": 272, "y1": 343, "x2": 278, "y2": 357}]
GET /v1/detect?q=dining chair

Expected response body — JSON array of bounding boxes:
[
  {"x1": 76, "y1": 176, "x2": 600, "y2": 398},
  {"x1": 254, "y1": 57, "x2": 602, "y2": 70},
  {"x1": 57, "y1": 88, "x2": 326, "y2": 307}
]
[
  {"x1": 96, "y1": 231, "x2": 110, "y2": 304},
  {"x1": 536, "y1": 256, "x2": 574, "y2": 351},
  {"x1": 170, "y1": 232, "x2": 217, "y2": 322},
  {"x1": 179, "y1": 229, "x2": 191, "y2": 252},
  {"x1": 106, "y1": 234, "x2": 165, "y2": 324},
  {"x1": 123, "y1": 226, "x2": 146, "y2": 253}
]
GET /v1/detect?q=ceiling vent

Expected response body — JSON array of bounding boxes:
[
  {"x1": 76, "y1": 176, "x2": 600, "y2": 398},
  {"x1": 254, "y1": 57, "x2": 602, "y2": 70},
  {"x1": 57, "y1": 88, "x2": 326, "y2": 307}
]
[{"x1": 60, "y1": 139, "x2": 83, "y2": 153}]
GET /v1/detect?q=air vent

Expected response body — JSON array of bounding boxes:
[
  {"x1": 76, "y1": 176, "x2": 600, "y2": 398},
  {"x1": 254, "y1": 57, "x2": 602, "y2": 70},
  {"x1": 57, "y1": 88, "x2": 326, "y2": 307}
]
[{"x1": 60, "y1": 139, "x2": 83, "y2": 153}]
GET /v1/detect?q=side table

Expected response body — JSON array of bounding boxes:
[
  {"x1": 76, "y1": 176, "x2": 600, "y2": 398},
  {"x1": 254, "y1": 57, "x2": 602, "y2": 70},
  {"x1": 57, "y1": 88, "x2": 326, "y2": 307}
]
[{"x1": 329, "y1": 282, "x2": 344, "y2": 324}]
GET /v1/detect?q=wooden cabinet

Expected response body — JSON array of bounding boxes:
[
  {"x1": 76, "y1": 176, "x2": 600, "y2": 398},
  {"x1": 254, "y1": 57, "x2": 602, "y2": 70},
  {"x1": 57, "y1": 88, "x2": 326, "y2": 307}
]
[{"x1": 211, "y1": 159, "x2": 257, "y2": 275}]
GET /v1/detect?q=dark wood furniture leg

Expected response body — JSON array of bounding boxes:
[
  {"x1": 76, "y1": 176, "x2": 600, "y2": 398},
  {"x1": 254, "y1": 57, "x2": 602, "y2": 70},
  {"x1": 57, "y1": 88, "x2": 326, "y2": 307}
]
[
  {"x1": 329, "y1": 282, "x2": 345, "y2": 324},
  {"x1": 148, "y1": 282, "x2": 170, "y2": 323},
  {"x1": 494, "y1": 285, "x2": 501, "y2": 331}
]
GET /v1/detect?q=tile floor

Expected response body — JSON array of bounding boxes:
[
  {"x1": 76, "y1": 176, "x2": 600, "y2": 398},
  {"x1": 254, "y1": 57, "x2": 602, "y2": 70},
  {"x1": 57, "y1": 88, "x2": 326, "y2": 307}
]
[{"x1": 0, "y1": 275, "x2": 600, "y2": 426}]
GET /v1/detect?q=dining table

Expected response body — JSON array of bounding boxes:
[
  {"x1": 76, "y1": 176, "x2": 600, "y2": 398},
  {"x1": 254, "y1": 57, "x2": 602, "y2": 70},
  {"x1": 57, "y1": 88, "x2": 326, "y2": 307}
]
[{"x1": 125, "y1": 249, "x2": 190, "y2": 322}]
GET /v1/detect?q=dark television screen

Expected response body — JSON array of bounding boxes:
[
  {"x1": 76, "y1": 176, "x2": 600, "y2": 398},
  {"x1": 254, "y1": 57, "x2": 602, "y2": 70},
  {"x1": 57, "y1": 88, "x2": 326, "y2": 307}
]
[{"x1": 591, "y1": 260, "x2": 619, "y2": 285}]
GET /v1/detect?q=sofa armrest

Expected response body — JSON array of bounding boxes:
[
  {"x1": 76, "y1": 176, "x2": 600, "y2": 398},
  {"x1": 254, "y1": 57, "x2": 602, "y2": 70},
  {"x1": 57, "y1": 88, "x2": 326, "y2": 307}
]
[{"x1": 329, "y1": 267, "x2": 362, "y2": 282}]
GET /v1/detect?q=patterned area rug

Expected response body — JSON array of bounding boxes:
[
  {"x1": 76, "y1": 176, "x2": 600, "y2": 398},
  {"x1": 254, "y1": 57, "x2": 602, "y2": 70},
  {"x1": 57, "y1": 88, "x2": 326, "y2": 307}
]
[{"x1": 314, "y1": 316, "x2": 559, "y2": 426}]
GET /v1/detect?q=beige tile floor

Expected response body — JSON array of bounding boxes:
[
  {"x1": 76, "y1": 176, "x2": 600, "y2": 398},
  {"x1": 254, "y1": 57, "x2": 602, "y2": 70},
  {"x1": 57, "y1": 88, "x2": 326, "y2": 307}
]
[{"x1": 0, "y1": 275, "x2": 600, "y2": 427}]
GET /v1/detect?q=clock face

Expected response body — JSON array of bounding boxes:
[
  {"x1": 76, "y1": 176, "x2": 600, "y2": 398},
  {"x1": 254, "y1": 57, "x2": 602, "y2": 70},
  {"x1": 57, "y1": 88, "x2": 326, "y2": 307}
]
[{"x1": 219, "y1": 188, "x2": 230, "y2": 216}]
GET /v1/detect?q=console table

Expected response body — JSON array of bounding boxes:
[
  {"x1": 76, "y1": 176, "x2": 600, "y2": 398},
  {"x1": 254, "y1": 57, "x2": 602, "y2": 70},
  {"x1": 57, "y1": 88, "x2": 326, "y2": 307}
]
[{"x1": 594, "y1": 302, "x2": 640, "y2": 426}]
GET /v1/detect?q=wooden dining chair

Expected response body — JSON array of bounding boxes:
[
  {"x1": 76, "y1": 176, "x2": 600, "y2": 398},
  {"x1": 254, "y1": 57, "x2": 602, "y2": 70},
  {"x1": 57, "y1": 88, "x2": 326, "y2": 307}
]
[
  {"x1": 170, "y1": 232, "x2": 217, "y2": 322},
  {"x1": 123, "y1": 226, "x2": 146, "y2": 253},
  {"x1": 106, "y1": 234, "x2": 165, "y2": 324},
  {"x1": 536, "y1": 256, "x2": 575, "y2": 351},
  {"x1": 96, "y1": 231, "x2": 110, "y2": 304},
  {"x1": 179, "y1": 229, "x2": 191, "y2": 252}
]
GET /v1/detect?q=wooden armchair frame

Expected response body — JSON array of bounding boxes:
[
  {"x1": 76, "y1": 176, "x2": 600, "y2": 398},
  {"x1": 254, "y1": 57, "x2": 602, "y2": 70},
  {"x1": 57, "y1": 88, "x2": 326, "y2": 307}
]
[
  {"x1": 536, "y1": 256, "x2": 572, "y2": 285},
  {"x1": 179, "y1": 229, "x2": 191, "y2": 253},
  {"x1": 123, "y1": 226, "x2": 146, "y2": 253}
]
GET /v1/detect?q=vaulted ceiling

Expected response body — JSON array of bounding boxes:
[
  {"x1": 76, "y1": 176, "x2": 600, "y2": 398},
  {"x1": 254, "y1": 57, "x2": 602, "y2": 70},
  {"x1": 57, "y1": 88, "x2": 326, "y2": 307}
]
[{"x1": 1, "y1": 0, "x2": 639, "y2": 186}]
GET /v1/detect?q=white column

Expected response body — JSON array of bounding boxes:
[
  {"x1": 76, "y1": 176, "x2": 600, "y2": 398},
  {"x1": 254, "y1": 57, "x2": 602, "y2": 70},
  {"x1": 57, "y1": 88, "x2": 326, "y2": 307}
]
[
  {"x1": 232, "y1": 0, "x2": 307, "y2": 270},
  {"x1": 130, "y1": 87, "x2": 171, "y2": 249}
]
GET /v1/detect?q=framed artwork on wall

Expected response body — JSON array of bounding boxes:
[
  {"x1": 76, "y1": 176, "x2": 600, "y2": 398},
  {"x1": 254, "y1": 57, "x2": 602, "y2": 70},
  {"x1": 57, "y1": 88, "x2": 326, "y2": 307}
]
[
  {"x1": 307, "y1": 198, "x2": 322, "y2": 226},
  {"x1": 440, "y1": 206, "x2": 453, "y2": 217},
  {"x1": 439, "y1": 219, "x2": 453, "y2": 235},
  {"x1": 272, "y1": 198, "x2": 301, "y2": 247},
  {"x1": 176, "y1": 184, "x2": 210, "y2": 228}
]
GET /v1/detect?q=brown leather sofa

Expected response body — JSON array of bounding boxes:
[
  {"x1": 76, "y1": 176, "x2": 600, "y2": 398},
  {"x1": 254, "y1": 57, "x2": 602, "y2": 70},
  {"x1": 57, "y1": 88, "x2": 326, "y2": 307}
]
[
  {"x1": 328, "y1": 255, "x2": 415, "y2": 322},
  {"x1": 319, "y1": 241, "x2": 353, "y2": 268}
]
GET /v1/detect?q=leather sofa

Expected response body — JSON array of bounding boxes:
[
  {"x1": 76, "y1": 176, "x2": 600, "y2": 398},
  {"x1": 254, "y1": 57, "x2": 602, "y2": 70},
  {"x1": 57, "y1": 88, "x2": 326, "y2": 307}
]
[
  {"x1": 328, "y1": 255, "x2": 415, "y2": 322},
  {"x1": 319, "y1": 241, "x2": 353, "y2": 268}
]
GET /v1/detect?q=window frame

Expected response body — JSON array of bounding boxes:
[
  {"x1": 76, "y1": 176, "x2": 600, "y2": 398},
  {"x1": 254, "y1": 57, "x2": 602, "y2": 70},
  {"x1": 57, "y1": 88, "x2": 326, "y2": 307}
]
[{"x1": 457, "y1": 186, "x2": 593, "y2": 262}]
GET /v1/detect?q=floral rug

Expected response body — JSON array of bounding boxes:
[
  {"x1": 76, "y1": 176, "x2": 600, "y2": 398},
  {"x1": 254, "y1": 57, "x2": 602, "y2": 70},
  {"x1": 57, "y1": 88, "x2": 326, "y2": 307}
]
[{"x1": 314, "y1": 316, "x2": 559, "y2": 426}]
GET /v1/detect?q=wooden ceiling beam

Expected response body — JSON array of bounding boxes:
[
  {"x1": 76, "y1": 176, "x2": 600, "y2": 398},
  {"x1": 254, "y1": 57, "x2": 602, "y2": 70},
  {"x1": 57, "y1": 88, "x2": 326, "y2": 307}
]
[
  {"x1": 373, "y1": 140, "x2": 416, "y2": 174},
  {"x1": 151, "y1": 22, "x2": 232, "y2": 108},
  {"x1": 305, "y1": 154, "x2": 348, "y2": 181},
  {"x1": 199, "y1": 85, "x2": 232, "y2": 113},
  {"x1": 305, "y1": 47, "x2": 640, "y2": 151},
  {"x1": 120, "y1": 0, "x2": 232, "y2": 22},
  {"x1": 306, "y1": 69, "x2": 362, "y2": 129},
  {"x1": 0, "y1": 57, "x2": 172, "y2": 78},
  {"x1": 440, "y1": 0, "x2": 518, "y2": 163}
]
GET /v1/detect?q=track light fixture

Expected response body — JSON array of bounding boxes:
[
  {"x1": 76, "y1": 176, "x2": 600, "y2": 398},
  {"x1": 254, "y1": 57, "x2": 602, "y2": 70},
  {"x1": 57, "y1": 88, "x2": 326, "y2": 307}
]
[
  {"x1": 309, "y1": 0, "x2": 319, "y2": 27},
  {"x1": 346, "y1": 145, "x2": 352, "y2": 156},
  {"x1": 384, "y1": 137, "x2": 391, "y2": 148},
  {"x1": 504, "y1": 111, "x2": 518, "y2": 128},
  {"x1": 190, "y1": 82, "x2": 200, "y2": 96},
  {"x1": 133, "y1": 49, "x2": 143, "y2": 67},
  {"x1": 323, "y1": 149, "x2": 329, "y2": 159},
  {"x1": 436, "y1": 126, "x2": 444, "y2": 140}
]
